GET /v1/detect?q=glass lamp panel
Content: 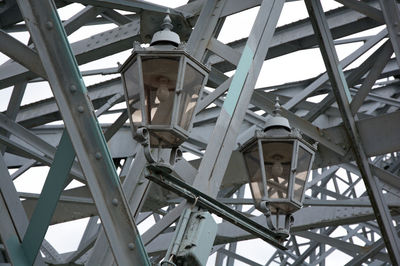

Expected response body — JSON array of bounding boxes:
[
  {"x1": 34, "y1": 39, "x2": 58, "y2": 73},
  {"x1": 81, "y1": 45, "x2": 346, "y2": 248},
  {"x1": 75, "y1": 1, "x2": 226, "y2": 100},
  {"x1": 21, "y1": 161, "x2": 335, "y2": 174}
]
[
  {"x1": 150, "y1": 131, "x2": 182, "y2": 147},
  {"x1": 122, "y1": 60, "x2": 142, "y2": 124},
  {"x1": 262, "y1": 141, "x2": 294, "y2": 200},
  {"x1": 141, "y1": 56, "x2": 180, "y2": 125},
  {"x1": 178, "y1": 63, "x2": 205, "y2": 130},
  {"x1": 293, "y1": 146, "x2": 312, "y2": 202},
  {"x1": 243, "y1": 143, "x2": 264, "y2": 202}
]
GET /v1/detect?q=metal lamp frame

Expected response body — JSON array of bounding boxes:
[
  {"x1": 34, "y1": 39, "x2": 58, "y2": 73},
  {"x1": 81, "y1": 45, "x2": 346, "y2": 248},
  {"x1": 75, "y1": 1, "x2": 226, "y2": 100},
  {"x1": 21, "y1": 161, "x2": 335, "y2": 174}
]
[
  {"x1": 242, "y1": 129, "x2": 316, "y2": 213},
  {"x1": 119, "y1": 48, "x2": 209, "y2": 148}
]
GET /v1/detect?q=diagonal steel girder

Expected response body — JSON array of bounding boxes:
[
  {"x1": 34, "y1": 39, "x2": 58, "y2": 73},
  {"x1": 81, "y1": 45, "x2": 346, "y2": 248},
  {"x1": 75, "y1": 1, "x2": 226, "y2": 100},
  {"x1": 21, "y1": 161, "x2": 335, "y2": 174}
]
[
  {"x1": 305, "y1": 0, "x2": 400, "y2": 264},
  {"x1": 193, "y1": 0, "x2": 285, "y2": 196},
  {"x1": 15, "y1": 0, "x2": 150, "y2": 264},
  {"x1": 127, "y1": 0, "x2": 286, "y2": 261}
]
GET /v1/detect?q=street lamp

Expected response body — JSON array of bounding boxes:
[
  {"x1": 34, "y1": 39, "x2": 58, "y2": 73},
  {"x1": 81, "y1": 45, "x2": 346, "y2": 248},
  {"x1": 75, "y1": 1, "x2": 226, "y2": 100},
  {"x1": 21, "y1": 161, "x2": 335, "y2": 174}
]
[
  {"x1": 119, "y1": 14, "x2": 209, "y2": 148},
  {"x1": 240, "y1": 100, "x2": 317, "y2": 238}
]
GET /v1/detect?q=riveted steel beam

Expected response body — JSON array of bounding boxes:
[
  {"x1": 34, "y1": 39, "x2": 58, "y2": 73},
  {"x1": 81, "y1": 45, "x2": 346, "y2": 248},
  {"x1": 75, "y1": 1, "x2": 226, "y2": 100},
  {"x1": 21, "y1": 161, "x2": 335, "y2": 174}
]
[
  {"x1": 15, "y1": 0, "x2": 150, "y2": 264},
  {"x1": 305, "y1": 0, "x2": 400, "y2": 263}
]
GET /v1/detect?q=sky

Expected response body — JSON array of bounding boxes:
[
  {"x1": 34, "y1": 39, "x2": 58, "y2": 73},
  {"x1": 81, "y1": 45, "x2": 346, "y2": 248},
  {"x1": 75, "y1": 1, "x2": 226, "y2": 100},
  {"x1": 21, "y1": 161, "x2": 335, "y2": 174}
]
[{"x1": 0, "y1": 0, "x2": 384, "y2": 265}]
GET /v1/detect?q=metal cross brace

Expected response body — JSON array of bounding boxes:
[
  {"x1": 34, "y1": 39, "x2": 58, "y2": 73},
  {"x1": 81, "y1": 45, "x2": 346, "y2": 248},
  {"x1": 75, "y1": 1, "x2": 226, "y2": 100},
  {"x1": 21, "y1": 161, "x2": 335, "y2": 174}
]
[{"x1": 20, "y1": 130, "x2": 75, "y2": 265}]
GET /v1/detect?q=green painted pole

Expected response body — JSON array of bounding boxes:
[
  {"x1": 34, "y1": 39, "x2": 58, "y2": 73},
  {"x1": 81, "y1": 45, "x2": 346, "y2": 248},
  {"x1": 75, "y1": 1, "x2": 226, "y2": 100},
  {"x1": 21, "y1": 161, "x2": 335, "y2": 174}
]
[{"x1": 21, "y1": 130, "x2": 75, "y2": 265}]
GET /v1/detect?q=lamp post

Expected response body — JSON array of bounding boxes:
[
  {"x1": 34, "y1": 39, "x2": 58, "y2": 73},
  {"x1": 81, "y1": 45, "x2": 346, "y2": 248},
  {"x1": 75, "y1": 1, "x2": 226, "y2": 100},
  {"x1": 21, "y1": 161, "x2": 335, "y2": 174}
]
[
  {"x1": 240, "y1": 100, "x2": 317, "y2": 238},
  {"x1": 119, "y1": 14, "x2": 209, "y2": 149}
]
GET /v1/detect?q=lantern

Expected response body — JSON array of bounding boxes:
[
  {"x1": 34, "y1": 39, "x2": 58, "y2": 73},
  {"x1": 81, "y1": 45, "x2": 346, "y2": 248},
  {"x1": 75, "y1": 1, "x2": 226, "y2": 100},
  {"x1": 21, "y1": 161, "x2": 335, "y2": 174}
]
[
  {"x1": 119, "y1": 14, "x2": 209, "y2": 148},
  {"x1": 240, "y1": 102, "x2": 316, "y2": 235}
]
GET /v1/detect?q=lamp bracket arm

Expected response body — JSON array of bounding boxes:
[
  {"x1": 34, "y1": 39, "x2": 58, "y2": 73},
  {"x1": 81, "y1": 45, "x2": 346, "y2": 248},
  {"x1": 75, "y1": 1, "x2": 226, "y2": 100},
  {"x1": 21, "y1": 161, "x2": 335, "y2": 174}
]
[{"x1": 136, "y1": 127, "x2": 182, "y2": 167}]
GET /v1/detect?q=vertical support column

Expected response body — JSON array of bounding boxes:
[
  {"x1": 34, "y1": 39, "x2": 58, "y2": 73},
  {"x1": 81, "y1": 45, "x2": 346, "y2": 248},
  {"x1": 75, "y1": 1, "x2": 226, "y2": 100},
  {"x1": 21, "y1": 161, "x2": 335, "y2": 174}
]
[
  {"x1": 15, "y1": 0, "x2": 150, "y2": 265},
  {"x1": 305, "y1": 0, "x2": 400, "y2": 264}
]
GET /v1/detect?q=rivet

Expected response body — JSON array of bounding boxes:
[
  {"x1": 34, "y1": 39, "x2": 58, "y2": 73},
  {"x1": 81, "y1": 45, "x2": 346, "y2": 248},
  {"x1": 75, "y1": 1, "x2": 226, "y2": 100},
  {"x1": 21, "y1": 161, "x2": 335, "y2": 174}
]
[
  {"x1": 45, "y1": 21, "x2": 53, "y2": 30},
  {"x1": 77, "y1": 106, "x2": 84, "y2": 113},
  {"x1": 112, "y1": 198, "x2": 119, "y2": 206},
  {"x1": 128, "y1": 242, "x2": 135, "y2": 250},
  {"x1": 95, "y1": 152, "x2": 102, "y2": 160},
  {"x1": 70, "y1": 84, "x2": 77, "y2": 93}
]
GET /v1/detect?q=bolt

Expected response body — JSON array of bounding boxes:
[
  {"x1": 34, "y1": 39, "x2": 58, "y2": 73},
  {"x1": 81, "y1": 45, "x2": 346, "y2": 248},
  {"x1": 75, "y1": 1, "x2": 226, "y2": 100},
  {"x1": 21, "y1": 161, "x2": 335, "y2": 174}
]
[
  {"x1": 70, "y1": 84, "x2": 77, "y2": 93},
  {"x1": 95, "y1": 152, "x2": 102, "y2": 160},
  {"x1": 112, "y1": 198, "x2": 119, "y2": 206},
  {"x1": 128, "y1": 242, "x2": 135, "y2": 250},
  {"x1": 45, "y1": 21, "x2": 53, "y2": 30},
  {"x1": 77, "y1": 106, "x2": 84, "y2": 113}
]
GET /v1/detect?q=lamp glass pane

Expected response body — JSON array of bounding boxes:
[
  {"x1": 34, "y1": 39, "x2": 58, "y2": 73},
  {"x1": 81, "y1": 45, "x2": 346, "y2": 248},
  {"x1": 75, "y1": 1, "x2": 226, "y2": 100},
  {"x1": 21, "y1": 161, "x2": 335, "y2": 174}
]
[
  {"x1": 294, "y1": 146, "x2": 312, "y2": 202},
  {"x1": 141, "y1": 56, "x2": 180, "y2": 125},
  {"x1": 122, "y1": 60, "x2": 142, "y2": 124},
  {"x1": 149, "y1": 131, "x2": 182, "y2": 147},
  {"x1": 262, "y1": 141, "x2": 293, "y2": 200},
  {"x1": 243, "y1": 143, "x2": 264, "y2": 202},
  {"x1": 178, "y1": 63, "x2": 204, "y2": 130}
]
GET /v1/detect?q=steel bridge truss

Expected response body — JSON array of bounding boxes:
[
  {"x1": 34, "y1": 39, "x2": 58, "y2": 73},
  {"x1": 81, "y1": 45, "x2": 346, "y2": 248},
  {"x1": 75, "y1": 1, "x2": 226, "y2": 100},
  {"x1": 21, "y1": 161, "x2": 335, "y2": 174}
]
[{"x1": 0, "y1": 0, "x2": 400, "y2": 265}]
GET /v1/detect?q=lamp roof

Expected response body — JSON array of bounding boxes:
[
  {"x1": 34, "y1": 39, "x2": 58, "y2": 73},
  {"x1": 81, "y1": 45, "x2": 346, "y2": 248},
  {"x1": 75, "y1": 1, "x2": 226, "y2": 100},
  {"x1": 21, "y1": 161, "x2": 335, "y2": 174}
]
[
  {"x1": 150, "y1": 12, "x2": 180, "y2": 47},
  {"x1": 264, "y1": 98, "x2": 290, "y2": 132}
]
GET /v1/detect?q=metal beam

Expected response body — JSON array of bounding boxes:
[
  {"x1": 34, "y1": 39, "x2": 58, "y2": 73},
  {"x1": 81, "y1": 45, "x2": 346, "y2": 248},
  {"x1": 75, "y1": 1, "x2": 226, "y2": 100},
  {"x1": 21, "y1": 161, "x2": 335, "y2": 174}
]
[
  {"x1": 379, "y1": 0, "x2": 400, "y2": 68},
  {"x1": 20, "y1": 131, "x2": 75, "y2": 265},
  {"x1": 305, "y1": 0, "x2": 400, "y2": 263},
  {"x1": 185, "y1": 0, "x2": 228, "y2": 61},
  {"x1": 0, "y1": 154, "x2": 45, "y2": 265},
  {"x1": 0, "y1": 30, "x2": 46, "y2": 78},
  {"x1": 334, "y1": 0, "x2": 384, "y2": 23},
  {"x1": 15, "y1": 0, "x2": 150, "y2": 264},
  {"x1": 193, "y1": 0, "x2": 285, "y2": 196}
]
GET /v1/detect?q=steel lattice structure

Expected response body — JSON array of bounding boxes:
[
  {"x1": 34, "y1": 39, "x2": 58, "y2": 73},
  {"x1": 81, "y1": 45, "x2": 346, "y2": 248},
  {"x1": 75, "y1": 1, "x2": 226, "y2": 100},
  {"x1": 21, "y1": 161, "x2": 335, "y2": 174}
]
[{"x1": 0, "y1": 0, "x2": 400, "y2": 265}]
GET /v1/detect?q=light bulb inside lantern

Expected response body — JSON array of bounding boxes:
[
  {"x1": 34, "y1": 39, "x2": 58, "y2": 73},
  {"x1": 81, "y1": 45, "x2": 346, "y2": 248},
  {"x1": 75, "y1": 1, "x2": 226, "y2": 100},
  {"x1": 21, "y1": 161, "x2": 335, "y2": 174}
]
[
  {"x1": 156, "y1": 77, "x2": 170, "y2": 102},
  {"x1": 271, "y1": 161, "x2": 283, "y2": 178}
]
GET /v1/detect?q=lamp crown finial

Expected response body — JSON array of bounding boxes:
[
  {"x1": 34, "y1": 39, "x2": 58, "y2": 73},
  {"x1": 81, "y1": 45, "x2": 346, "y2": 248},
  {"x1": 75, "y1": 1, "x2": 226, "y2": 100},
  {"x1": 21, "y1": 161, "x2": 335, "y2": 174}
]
[
  {"x1": 150, "y1": 8, "x2": 180, "y2": 47},
  {"x1": 273, "y1": 96, "x2": 281, "y2": 115},
  {"x1": 162, "y1": 10, "x2": 173, "y2": 31}
]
